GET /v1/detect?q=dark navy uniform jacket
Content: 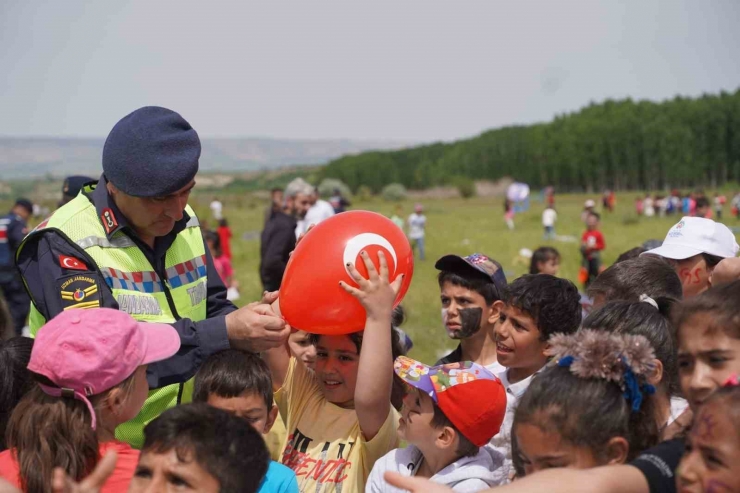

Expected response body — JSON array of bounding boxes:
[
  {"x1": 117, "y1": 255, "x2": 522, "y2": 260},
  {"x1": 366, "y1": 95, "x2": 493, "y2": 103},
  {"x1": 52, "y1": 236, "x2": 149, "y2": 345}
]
[
  {"x1": 0, "y1": 212, "x2": 28, "y2": 282},
  {"x1": 17, "y1": 177, "x2": 234, "y2": 389}
]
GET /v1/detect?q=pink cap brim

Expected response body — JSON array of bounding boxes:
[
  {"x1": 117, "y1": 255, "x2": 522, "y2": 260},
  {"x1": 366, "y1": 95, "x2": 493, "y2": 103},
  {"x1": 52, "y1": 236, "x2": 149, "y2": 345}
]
[{"x1": 137, "y1": 322, "x2": 181, "y2": 366}]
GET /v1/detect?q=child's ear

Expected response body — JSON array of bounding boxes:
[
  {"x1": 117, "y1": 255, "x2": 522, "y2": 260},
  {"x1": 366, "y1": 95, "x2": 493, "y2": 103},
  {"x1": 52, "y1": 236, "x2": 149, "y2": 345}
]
[
  {"x1": 604, "y1": 437, "x2": 630, "y2": 465},
  {"x1": 104, "y1": 387, "x2": 126, "y2": 417},
  {"x1": 647, "y1": 359, "x2": 664, "y2": 387},
  {"x1": 434, "y1": 426, "x2": 458, "y2": 451},
  {"x1": 487, "y1": 301, "x2": 504, "y2": 324},
  {"x1": 540, "y1": 339, "x2": 551, "y2": 358},
  {"x1": 264, "y1": 404, "x2": 279, "y2": 435}
]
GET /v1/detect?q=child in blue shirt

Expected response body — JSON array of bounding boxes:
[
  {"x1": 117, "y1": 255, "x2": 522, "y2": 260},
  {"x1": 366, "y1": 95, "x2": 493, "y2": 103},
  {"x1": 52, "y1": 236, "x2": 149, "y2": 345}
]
[{"x1": 194, "y1": 349, "x2": 299, "y2": 493}]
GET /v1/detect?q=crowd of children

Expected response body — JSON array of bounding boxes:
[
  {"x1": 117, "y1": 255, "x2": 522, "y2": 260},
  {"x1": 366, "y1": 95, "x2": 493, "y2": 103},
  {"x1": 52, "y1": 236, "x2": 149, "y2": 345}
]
[{"x1": 1, "y1": 208, "x2": 740, "y2": 493}]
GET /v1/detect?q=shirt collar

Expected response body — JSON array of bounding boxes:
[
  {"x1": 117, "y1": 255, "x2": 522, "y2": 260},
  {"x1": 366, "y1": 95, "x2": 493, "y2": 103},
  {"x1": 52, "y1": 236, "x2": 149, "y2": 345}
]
[
  {"x1": 496, "y1": 366, "x2": 545, "y2": 399},
  {"x1": 91, "y1": 175, "x2": 191, "y2": 241}
]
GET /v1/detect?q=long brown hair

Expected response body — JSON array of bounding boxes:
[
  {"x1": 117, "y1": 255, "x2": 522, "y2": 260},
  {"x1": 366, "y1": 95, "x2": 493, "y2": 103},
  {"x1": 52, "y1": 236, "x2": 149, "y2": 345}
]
[{"x1": 6, "y1": 373, "x2": 137, "y2": 493}]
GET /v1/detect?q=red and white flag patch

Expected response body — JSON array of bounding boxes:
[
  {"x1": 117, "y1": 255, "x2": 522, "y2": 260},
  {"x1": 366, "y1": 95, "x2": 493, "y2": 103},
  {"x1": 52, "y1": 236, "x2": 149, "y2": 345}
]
[{"x1": 59, "y1": 255, "x2": 88, "y2": 271}]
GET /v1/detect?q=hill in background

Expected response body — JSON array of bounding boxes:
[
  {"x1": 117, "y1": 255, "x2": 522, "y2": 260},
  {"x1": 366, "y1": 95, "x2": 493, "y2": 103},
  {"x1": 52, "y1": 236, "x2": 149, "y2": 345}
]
[{"x1": 0, "y1": 136, "x2": 412, "y2": 180}]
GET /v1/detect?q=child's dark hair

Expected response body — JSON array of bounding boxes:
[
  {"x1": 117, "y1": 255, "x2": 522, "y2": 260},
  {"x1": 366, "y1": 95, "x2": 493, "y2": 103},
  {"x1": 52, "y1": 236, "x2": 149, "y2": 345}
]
[
  {"x1": 673, "y1": 280, "x2": 740, "y2": 340},
  {"x1": 438, "y1": 271, "x2": 499, "y2": 305},
  {"x1": 310, "y1": 328, "x2": 407, "y2": 411},
  {"x1": 514, "y1": 332, "x2": 661, "y2": 470},
  {"x1": 588, "y1": 211, "x2": 601, "y2": 221},
  {"x1": 504, "y1": 274, "x2": 581, "y2": 340},
  {"x1": 218, "y1": 218, "x2": 229, "y2": 227},
  {"x1": 583, "y1": 300, "x2": 679, "y2": 395},
  {"x1": 0, "y1": 337, "x2": 34, "y2": 451},
  {"x1": 615, "y1": 247, "x2": 647, "y2": 264},
  {"x1": 704, "y1": 382, "x2": 740, "y2": 433},
  {"x1": 193, "y1": 350, "x2": 273, "y2": 410},
  {"x1": 143, "y1": 404, "x2": 270, "y2": 493},
  {"x1": 529, "y1": 247, "x2": 560, "y2": 275},
  {"x1": 515, "y1": 365, "x2": 660, "y2": 467},
  {"x1": 588, "y1": 256, "x2": 683, "y2": 303},
  {"x1": 429, "y1": 396, "x2": 479, "y2": 459},
  {"x1": 205, "y1": 231, "x2": 223, "y2": 257}
]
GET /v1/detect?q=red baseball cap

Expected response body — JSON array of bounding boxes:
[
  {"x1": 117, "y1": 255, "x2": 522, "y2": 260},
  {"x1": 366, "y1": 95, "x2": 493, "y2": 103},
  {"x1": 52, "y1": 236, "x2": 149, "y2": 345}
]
[
  {"x1": 394, "y1": 356, "x2": 507, "y2": 447},
  {"x1": 28, "y1": 308, "x2": 181, "y2": 429}
]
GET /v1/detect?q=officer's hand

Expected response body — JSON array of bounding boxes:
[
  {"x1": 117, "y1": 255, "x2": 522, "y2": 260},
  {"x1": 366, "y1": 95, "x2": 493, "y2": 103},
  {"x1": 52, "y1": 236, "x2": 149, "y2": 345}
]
[{"x1": 225, "y1": 302, "x2": 289, "y2": 353}]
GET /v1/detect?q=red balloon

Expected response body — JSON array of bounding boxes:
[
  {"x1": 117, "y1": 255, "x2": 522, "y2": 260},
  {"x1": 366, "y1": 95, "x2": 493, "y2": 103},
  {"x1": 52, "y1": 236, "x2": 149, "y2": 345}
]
[{"x1": 280, "y1": 210, "x2": 414, "y2": 335}]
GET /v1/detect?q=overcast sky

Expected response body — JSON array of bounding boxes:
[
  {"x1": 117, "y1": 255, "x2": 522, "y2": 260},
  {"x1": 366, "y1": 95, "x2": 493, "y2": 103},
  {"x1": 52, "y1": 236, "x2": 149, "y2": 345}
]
[{"x1": 1, "y1": 0, "x2": 738, "y2": 142}]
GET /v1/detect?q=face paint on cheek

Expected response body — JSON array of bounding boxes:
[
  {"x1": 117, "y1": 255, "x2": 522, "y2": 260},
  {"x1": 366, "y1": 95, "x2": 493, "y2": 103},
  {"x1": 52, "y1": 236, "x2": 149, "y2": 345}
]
[
  {"x1": 696, "y1": 413, "x2": 718, "y2": 441},
  {"x1": 455, "y1": 307, "x2": 483, "y2": 338}
]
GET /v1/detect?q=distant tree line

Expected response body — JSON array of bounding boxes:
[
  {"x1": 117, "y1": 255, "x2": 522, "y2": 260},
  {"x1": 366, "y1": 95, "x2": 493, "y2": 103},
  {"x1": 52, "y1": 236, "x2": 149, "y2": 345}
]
[{"x1": 320, "y1": 88, "x2": 740, "y2": 193}]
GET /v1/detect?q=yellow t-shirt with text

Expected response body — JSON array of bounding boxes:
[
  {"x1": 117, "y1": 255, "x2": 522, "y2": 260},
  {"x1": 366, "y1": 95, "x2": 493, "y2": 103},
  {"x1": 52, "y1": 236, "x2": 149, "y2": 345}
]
[{"x1": 275, "y1": 358, "x2": 399, "y2": 493}]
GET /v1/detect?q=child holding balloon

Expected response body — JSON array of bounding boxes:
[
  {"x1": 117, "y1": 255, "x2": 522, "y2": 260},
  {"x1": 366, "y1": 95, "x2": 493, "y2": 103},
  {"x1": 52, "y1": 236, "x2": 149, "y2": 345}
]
[{"x1": 265, "y1": 250, "x2": 403, "y2": 492}]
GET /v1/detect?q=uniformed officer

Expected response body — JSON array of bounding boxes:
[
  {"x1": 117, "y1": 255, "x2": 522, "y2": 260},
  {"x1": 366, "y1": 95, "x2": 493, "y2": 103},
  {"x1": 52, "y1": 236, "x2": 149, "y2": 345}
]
[
  {"x1": 60, "y1": 175, "x2": 94, "y2": 207},
  {"x1": 0, "y1": 198, "x2": 33, "y2": 335},
  {"x1": 16, "y1": 106, "x2": 288, "y2": 447}
]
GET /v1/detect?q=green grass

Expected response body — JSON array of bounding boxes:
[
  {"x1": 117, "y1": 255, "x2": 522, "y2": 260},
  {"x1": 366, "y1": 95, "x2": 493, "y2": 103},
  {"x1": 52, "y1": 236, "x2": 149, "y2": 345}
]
[{"x1": 188, "y1": 191, "x2": 740, "y2": 365}]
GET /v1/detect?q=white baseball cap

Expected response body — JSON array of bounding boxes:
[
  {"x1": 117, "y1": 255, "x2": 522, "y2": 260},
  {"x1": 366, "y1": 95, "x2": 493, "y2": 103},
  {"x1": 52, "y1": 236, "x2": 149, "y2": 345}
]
[
  {"x1": 642, "y1": 217, "x2": 739, "y2": 260},
  {"x1": 584, "y1": 200, "x2": 596, "y2": 208}
]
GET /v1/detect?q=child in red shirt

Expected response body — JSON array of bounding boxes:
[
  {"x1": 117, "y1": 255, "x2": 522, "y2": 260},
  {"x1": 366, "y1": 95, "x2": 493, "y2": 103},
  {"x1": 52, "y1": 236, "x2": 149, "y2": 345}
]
[
  {"x1": 580, "y1": 212, "x2": 606, "y2": 288},
  {"x1": 217, "y1": 218, "x2": 233, "y2": 260},
  {"x1": 206, "y1": 232, "x2": 239, "y2": 300}
]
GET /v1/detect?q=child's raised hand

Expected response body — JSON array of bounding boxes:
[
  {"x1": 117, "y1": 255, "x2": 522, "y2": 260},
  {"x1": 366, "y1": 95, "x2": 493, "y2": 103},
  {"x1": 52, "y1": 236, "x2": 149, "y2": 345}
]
[{"x1": 340, "y1": 250, "x2": 403, "y2": 321}]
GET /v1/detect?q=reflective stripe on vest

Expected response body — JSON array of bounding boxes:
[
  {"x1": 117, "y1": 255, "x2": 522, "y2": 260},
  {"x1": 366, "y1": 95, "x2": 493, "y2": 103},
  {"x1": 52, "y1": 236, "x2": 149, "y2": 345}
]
[{"x1": 19, "y1": 189, "x2": 207, "y2": 448}]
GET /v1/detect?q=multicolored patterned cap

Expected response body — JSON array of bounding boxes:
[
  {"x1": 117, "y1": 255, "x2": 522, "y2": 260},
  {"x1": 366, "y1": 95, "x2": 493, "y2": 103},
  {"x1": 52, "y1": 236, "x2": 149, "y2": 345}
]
[
  {"x1": 435, "y1": 253, "x2": 507, "y2": 301},
  {"x1": 394, "y1": 356, "x2": 507, "y2": 447}
]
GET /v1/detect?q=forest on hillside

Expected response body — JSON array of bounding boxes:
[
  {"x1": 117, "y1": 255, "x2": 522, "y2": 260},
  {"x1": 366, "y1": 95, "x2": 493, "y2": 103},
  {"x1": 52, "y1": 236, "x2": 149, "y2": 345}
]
[{"x1": 321, "y1": 89, "x2": 740, "y2": 193}]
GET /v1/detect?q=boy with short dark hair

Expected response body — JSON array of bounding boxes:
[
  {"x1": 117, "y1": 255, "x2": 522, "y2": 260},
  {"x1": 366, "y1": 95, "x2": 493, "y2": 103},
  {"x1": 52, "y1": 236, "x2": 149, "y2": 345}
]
[
  {"x1": 434, "y1": 253, "x2": 508, "y2": 373},
  {"x1": 490, "y1": 274, "x2": 583, "y2": 479},
  {"x1": 193, "y1": 350, "x2": 298, "y2": 493},
  {"x1": 366, "y1": 357, "x2": 509, "y2": 491},
  {"x1": 132, "y1": 404, "x2": 270, "y2": 493}
]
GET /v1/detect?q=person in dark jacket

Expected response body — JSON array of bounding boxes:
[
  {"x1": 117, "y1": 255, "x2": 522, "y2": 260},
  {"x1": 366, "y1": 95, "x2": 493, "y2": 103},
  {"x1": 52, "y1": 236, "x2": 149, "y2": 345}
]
[
  {"x1": 260, "y1": 179, "x2": 312, "y2": 291},
  {"x1": 0, "y1": 199, "x2": 33, "y2": 335}
]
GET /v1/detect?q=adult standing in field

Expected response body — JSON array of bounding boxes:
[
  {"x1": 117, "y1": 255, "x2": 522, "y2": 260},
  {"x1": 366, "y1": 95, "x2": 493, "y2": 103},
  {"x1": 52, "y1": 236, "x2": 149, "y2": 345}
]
[
  {"x1": 408, "y1": 203, "x2": 427, "y2": 261},
  {"x1": 297, "y1": 186, "x2": 334, "y2": 236},
  {"x1": 329, "y1": 188, "x2": 351, "y2": 214},
  {"x1": 15, "y1": 106, "x2": 288, "y2": 448},
  {"x1": 210, "y1": 196, "x2": 223, "y2": 221},
  {"x1": 263, "y1": 188, "x2": 284, "y2": 226},
  {"x1": 542, "y1": 205, "x2": 557, "y2": 240},
  {"x1": 641, "y1": 216, "x2": 739, "y2": 298},
  {"x1": 0, "y1": 199, "x2": 33, "y2": 336},
  {"x1": 259, "y1": 179, "x2": 311, "y2": 291}
]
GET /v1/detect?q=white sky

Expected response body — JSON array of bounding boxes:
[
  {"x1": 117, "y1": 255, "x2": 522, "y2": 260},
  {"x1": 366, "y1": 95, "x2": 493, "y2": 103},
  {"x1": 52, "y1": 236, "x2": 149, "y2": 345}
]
[{"x1": 1, "y1": 0, "x2": 738, "y2": 141}]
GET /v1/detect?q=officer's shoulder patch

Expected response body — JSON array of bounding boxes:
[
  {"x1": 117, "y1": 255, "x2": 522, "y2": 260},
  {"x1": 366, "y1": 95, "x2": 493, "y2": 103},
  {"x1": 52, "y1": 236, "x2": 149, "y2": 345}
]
[{"x1": 57, "y1": 273, "x2": 101, "y2": 311}]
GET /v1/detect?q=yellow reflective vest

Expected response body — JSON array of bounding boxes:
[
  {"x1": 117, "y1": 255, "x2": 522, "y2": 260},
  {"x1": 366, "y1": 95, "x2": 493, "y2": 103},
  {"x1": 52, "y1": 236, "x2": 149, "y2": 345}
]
[{"x1": 18, "y1": 186, "x2": 207, "y2": 448}]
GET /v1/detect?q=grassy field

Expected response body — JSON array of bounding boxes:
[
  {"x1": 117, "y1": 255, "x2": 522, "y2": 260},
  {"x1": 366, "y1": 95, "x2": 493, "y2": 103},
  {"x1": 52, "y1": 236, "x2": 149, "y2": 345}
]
[{"x1": 187, "y1": 191, "x2": 740, "y2": 365}]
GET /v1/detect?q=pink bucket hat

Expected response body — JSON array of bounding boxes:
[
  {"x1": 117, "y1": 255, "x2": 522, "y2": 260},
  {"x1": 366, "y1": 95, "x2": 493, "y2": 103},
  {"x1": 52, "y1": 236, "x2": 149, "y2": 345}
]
[{"x1": 28, "y1": 308, "x2": 181, "y2": 429}]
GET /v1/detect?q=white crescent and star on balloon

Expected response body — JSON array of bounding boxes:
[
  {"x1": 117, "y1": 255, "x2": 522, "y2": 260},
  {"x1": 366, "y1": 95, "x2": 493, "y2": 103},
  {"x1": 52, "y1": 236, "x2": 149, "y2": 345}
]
[{"x1": 342, "y1": 233, "x2": 398, "y2": 278}]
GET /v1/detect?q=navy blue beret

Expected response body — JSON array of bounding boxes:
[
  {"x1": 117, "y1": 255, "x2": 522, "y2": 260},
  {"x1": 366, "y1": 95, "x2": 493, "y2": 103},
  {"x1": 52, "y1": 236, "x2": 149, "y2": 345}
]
[
  {"x1": 62, "y1": 175, "x2": 94, "y2": 198},
  {"x1": 102, "y1": 106, "x2": 200, "y2": 197}
]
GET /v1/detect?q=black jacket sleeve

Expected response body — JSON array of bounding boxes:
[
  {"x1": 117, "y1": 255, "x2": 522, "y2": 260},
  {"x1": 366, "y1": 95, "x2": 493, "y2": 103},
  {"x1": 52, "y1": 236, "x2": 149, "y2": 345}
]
[
  {"x1": 17, "y1": 231, "x2": 232, "y2": 389},
  {"x1": 260, "y1": 218, "x2": 295, "y2": 286}
]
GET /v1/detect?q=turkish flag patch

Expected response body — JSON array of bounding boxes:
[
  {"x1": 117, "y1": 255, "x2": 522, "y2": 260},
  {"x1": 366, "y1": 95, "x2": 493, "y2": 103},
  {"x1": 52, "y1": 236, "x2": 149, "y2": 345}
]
[{"x1": 59, "y1": 255, "x2": 88, "y2": 271}]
